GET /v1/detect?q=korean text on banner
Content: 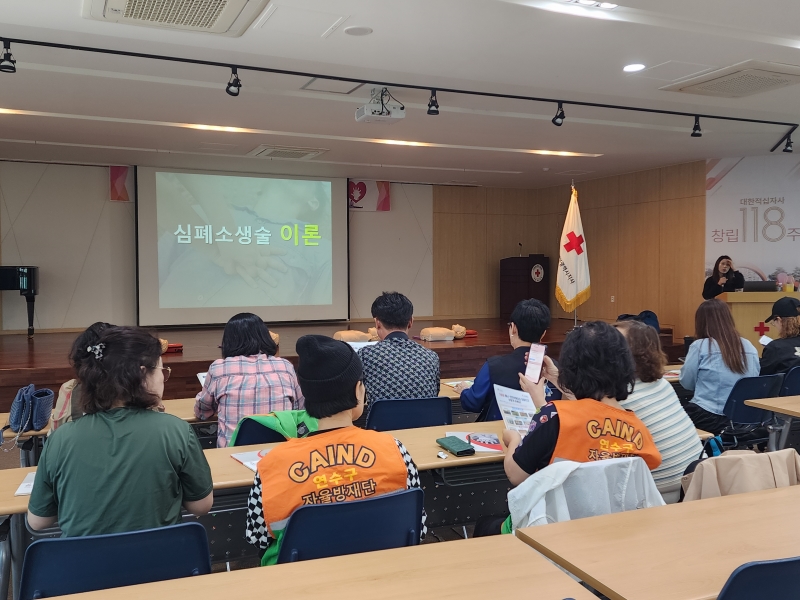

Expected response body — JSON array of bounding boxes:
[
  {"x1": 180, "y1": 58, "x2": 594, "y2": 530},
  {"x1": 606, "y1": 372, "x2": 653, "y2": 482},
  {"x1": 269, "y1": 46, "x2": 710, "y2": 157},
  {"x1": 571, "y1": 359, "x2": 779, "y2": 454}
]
[
  {"x1": 348, "y1": 180, "x2": 390, "y2": 211},
  {"x1": 555, "y1": 187, "x2": 591, "y2": 312}
]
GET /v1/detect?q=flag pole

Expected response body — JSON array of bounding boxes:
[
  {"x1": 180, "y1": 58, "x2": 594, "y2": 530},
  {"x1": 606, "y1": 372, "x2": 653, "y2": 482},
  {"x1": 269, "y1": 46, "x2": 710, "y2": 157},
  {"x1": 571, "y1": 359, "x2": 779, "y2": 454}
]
[{"x1": 571, "y1": 180, "x2": 578, "y2": 331}]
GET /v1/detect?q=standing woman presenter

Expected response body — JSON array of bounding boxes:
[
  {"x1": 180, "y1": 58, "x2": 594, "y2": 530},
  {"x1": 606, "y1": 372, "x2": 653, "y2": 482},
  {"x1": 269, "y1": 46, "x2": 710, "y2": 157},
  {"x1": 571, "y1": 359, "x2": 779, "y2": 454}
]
[{"x1": 702, "y1": 255, "x2": 745, "y2": 300}]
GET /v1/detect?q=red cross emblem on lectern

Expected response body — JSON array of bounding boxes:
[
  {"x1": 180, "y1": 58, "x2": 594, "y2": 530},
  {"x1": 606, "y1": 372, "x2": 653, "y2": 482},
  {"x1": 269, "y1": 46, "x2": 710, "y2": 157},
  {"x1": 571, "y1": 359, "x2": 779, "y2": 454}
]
[
  {"x1": 564, "y1": 231, "x2": 585, "y2": 255},
  {"x1": 533, "y1": 266, "x2": 543, "y2": 279},
  {"x1": 754, "y1": 322, "x2": 770, "y2": 336}
]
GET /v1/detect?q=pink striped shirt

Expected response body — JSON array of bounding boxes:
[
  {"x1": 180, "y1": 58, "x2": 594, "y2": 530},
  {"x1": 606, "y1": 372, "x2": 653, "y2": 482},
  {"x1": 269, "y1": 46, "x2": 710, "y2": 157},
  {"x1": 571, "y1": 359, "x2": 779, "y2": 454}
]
[{"x1": 194, "y1": 354, "x2": 304, "y2": 447}]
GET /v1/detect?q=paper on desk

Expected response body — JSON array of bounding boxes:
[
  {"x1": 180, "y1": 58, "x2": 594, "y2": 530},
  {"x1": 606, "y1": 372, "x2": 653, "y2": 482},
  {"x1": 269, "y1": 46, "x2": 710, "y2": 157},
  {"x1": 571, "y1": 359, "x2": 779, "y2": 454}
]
[
  {"x1": 197, "y1": 372, "x2": 207, "y2": 386},
  {"x1": 15, "y1": 472, "x2": 35, "y2": 496},
  {"x1": 347, "y1": 342, "x2": 378, "y2": 351},
  {"x1": 445, "y1": 432, "x2": 502, "y2": 452},
  {"x1": 444, "y1": 380, "x2": 473, "y2": 389},
  {"x1": 760, "y1": 335, "x2": 773, "y2": 346},
  {"x1": 494, "y1": 384, "x2": 537, "y2": 437},
  {"x1": 231, "y1": 448, "x2": 273, "y2": 472}
]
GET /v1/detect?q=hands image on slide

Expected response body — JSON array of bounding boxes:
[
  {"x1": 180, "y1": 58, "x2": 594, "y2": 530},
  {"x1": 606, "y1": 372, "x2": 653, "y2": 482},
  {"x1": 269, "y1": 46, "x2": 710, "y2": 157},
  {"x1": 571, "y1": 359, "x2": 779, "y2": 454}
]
[{"x1": 155, "y1": 172, "x2": 333, "y2": 309}]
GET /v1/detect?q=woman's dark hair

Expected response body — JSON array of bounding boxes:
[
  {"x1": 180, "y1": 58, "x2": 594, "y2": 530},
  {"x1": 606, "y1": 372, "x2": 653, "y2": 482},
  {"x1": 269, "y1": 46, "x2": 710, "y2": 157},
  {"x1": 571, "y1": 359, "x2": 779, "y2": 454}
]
[
  {"x1": 221, "y1": 313, "x2": 277, "y2": 358},
  {"x1": 69, "y1": 322, "x2": 113, "y2": 375},
  {"x1": 510, "y1": 299, "x2": 551, "y2": 343},
  {"x1": 695, "y1": 299, "x2": 746, "y2": 374},
  {"x1": 614, "y1": 320, "x2": 666, "y2": 383},
  {"x1": 711, "y1": 255, "x2": 733, "y2": 282},
  {"x1": 558, "y1": 321, "x2": 636, "y2": 401},
  {"x1": 77, "y1": 326, "x2": 162, "y2": 414}
]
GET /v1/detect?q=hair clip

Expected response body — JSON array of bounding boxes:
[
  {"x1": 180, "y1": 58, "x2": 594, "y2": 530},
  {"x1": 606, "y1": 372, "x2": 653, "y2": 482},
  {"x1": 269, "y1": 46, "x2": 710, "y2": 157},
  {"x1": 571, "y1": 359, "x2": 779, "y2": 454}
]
[{"x1": 87, "y1": 343, "x2": 105, "y2": 360}]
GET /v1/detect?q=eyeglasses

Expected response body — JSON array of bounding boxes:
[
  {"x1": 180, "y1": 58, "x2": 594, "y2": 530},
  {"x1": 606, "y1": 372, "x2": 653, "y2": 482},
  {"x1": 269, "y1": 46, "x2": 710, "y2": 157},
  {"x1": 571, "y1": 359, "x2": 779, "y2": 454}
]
[{"x1": 159, "y1": 366, "x2": 171, "y2": 382}]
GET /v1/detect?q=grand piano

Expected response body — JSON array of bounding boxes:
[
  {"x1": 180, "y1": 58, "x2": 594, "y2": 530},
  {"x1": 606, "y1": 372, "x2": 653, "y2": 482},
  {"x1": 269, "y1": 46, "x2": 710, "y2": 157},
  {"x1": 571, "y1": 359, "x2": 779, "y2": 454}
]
[{"x1": 0, "y1": 266, "x2": 39, "y2": 337}]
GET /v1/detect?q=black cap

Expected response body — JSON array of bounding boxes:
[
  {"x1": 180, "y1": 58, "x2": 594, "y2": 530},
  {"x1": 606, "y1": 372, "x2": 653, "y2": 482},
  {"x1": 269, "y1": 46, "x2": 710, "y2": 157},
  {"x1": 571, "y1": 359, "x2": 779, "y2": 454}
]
[
  {"x1": 295, "y1": 335, "x2": 363, "y2": 404},
  {"x1": 765, "y1": 297, "x2": 800, "y2": 322}
]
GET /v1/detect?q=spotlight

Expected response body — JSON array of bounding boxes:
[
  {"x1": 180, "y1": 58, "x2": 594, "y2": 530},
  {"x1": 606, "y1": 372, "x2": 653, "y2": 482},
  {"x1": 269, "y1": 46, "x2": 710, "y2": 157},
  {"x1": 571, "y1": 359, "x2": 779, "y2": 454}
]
[
  {"x1": 552, "y1": 102, "x2": 565, "y2": 126},
  {"x1": 427, "y1": 90, "x2": 439, "y2": 116},
  {"x1": 691, "y1": 116, "x2": 702, "y2": 138},
  {"x1": 784, "y1": 136, "x2": 793, "y2": 153},
  {"x1": 0, "y1": 41, "x2": 16, "y2": 74},
  {"x1": 225, "y1": 67, "x2": 241, "y2": 97}
]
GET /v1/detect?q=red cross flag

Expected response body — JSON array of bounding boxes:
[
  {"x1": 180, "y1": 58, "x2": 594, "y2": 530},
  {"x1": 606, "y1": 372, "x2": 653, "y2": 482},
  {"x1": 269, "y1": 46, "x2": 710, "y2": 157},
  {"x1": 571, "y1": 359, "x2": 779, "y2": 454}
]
[{"x1": 556, "y1": 186, "x2": 591, "y2": 312}]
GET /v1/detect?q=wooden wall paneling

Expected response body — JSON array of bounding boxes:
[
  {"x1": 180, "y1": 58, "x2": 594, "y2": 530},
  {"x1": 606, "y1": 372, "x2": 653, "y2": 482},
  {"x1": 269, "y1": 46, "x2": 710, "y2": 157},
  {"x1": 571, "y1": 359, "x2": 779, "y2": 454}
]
[
  {"x1": 486, "y1": 214, "x2": 530, "y2": 316},
  {"x1": 433, "y1": 212, "x2": 490, "y2": 317},
  {"x1": 579, "y1": 206, "x2": 620, "y2": 321},
  {"x1": 486, "y1": 188, "x2": 533, "y2": 215},
  {"x1": 617, "y1": 202, "x2": 661, "y2": 318},
  {"x1": 660, "y1": 162, "x2": 706, "y2": 200},
  {"x1": 537, "y1": 185, "x2": 572, "y2": 215},
  {"x1": 576, "y1": 175, "x2": 620, "y2": 210},
  {"x1": 659, "y1": 195, "x2": 706, "y2": 340},
  {"x1": 433, "y1": 186, "x2": 486, "y2": 214},
  {"x1": 618, "y1": 169, "x2": 660, "y2": 205}
]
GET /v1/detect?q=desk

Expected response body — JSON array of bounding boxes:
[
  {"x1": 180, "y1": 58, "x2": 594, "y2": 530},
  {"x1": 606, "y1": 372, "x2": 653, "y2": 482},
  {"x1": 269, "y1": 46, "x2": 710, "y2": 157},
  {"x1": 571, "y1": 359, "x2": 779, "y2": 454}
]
[
  {"x1": 57, "y1": 535, "x2": 595, "y2": 600},
  {"x1": 0, "y1": 398, "x2": 203, "y2": 442},
  {"x1": 0, "y1": 421, "x2": 508, "y2": 597},
  {"x1": 439, "y1": 377, "x2": 474, "y2": 399},
  {"x1": 516, "y1": 485, "x2": 800, "y2": 600},
  {"x1": 664, "y1": 364, "x2": 682, "y2": 383},
  {"x1": 745, "y1": 395, "x2": 800, "y2": 450}
]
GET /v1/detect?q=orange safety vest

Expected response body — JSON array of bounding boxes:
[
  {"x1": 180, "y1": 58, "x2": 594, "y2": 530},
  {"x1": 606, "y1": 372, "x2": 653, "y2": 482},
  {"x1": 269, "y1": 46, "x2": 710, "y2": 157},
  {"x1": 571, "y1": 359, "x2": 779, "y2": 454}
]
[
  {"x1": 257, "y1": 426, "x2": 410, "y2": 540},
  {"x1": 550, "y1": 400, "x2": 662, "y2": 470}
]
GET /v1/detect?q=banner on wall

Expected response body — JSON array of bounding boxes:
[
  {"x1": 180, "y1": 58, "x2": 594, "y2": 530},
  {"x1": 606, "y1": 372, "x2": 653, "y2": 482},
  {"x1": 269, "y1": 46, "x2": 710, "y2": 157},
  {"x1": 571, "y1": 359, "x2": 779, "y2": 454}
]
[
  {"x1": 348, "y1": 180, "x2": 390, "y2": 211},
  {"x1": 109, "y1": 166, "x2": 134, "y2": 202},
  {"x1": 706, "y1": 157, "x2": 800, "y2": 281}
]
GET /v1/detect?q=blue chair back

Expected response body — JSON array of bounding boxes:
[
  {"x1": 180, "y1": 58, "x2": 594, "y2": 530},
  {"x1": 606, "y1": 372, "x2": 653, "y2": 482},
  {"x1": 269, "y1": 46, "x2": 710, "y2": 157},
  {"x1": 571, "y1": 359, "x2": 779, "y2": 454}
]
[
  {"x1": 718, "y1": 556, "x2": 800, "y2": 600},
  {"x1": 365, "y1": 397, "x2": 452, "y2": 431},
  {"x1": 19, "y1": 522, "x2": 210, "y2": 599},
  {"x1": 722, "y1": 374, "x2": 784, "y2": 424},
  {"x1": 277, "y1": 488, "x2": 423, "y2": 563},
  {"x1": 780, "y1": 366, "x2": 800, "y2": 397},
  {"x1": 233, "y1": 417, "x2": 287, "y2": 446}
]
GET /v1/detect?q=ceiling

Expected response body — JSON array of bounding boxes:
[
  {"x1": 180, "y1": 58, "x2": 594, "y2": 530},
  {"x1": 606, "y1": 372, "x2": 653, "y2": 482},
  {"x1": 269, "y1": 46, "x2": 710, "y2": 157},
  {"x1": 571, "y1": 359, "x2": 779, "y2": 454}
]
[{"x1": 0, "y1": 0, "x2": 798, "y2": 188}]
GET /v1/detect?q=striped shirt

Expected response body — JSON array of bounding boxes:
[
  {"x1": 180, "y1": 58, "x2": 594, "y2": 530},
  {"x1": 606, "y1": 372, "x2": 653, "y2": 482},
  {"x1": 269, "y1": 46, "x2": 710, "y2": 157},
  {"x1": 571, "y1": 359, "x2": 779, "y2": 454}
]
[
  {"x1": 618, "y1": 378, "x2": 703, "y2": 490},
  {"x1": 194, "y1": 355, "x2": 304, "y2": 447}
]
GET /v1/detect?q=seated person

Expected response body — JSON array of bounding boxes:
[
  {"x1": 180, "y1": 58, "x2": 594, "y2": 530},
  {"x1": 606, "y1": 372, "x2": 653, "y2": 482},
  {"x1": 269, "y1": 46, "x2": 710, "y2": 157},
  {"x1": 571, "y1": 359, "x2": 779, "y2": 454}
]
[
  {"x1": 613, "y1": 320, "x2": 703, "y2": 493},
  {"x1": 195, "y1": 312, "x2": 304, "y2": 447},
  {"x1": 458, "y1": 298, "x2": 552, "y2": 420},
  {"x1": 760, "y1": 297, "x2": 800, "y2": 376},
  {"x1": 474, "y1": 322, "x2": 661, "y2": 536},
  {"x1": 51, "y1": 321, "x2": 113, "y2": 433},
  {"x1": 358, "y1": 292, "x2": 439, "y2": 407},
  {"x1": 28, "y1": 327, "x2": 213, "y2": 536},
  {"x1": 680, "y1": 299, "x2": 759, "y2": 434},
  {"x1": 246, "y1": 335, "x2": 425, "y2": 565}
]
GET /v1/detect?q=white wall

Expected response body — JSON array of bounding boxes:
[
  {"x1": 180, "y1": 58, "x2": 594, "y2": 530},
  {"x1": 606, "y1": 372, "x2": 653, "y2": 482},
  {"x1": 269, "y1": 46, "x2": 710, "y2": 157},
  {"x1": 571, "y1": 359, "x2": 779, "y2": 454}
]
[
  {"x1": 348, "y1": 183, "x2": 433, "y2": 319},
  {"x1": 0, "y1": 162, "x2": 137, "y2": 330},
  {"x1": 1, "y1": 163, "x2": 434, "y2": 330}
]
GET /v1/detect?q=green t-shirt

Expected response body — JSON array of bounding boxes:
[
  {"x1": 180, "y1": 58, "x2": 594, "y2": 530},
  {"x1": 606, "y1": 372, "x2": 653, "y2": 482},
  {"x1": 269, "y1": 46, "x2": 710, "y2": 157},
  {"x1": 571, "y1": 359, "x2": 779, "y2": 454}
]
[{"x1": 29, "y1": 407, "x2": 213, "y2": 537}]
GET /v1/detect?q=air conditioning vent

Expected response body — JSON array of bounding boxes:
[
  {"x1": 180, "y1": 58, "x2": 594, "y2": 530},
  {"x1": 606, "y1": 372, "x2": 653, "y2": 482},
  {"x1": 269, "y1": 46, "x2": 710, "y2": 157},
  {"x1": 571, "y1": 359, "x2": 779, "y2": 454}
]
[
  {"x1": 82, "y1": 0, "x2": 270, "y2": 36},
  {"x1": 247, "y1": 145, "x2": 328, "y2": 160},
  {"x1": 660, "y1": 60, "x2": 800, "y2": 98}
]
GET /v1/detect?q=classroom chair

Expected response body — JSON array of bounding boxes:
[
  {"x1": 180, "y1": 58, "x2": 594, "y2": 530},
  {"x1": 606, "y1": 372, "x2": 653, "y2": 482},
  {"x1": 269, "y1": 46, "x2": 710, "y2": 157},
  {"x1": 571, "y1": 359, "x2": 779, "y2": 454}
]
[
  {"x1": 19, "y1": 522, "x2": 210, "y2": 599},
  {"x1": 232, "y1": 417, "x2": 287, "y2": 446},
  {"x1": 779, "y1": 366, "x2": 800, "y2": 396},
  {"x1": 720, "y1": 374, "x2": 783, "y2": 450},
  {"x1": 365, "y1": 397, "x2": 452, "y2": 431},
  {"x1": 278, "y1": 488, "x2": 424, "y2": 563},
  {"x1": 717, "y1": 556, "x2": 800, "y2": 600}
]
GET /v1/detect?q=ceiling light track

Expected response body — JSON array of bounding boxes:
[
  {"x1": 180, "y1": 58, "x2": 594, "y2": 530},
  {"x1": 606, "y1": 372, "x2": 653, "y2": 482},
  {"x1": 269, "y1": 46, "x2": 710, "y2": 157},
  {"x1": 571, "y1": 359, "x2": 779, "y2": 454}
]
[{"x1": 0, "y1": 36, "x2": 796, "y2": 151}]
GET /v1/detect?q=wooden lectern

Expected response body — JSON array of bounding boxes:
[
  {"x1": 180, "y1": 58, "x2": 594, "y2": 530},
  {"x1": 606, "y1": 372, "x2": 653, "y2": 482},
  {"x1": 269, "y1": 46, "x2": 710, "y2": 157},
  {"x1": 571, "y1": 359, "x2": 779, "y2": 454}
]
[
  {"x1": 720, "y1": 292, "x2": 800, "y2": 357},
  {"x1": 499, "y1": 254, "x2": 550, "y2": 321}
]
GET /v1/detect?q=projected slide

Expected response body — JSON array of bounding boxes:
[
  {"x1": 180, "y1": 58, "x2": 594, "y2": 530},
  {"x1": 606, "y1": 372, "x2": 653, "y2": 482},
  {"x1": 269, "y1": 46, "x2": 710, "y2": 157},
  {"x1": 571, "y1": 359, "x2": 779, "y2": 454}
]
[{"x1": 155, "y1": 172, "x2": 332, "y2": 309}]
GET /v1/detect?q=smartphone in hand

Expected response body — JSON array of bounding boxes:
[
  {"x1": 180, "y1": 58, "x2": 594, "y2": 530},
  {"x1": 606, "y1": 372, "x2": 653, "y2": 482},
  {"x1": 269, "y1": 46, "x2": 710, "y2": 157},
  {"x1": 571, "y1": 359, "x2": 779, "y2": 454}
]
[{"x1": 524, "y1": 343, "x2": 547, "y2": 384}]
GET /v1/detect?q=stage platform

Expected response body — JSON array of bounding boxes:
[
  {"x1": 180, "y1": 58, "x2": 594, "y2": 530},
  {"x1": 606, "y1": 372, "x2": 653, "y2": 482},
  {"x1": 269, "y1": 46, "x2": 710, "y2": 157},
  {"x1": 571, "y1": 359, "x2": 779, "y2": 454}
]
[{"x1": 0, "y1": 318, "x2": 682, "y2": 411}]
